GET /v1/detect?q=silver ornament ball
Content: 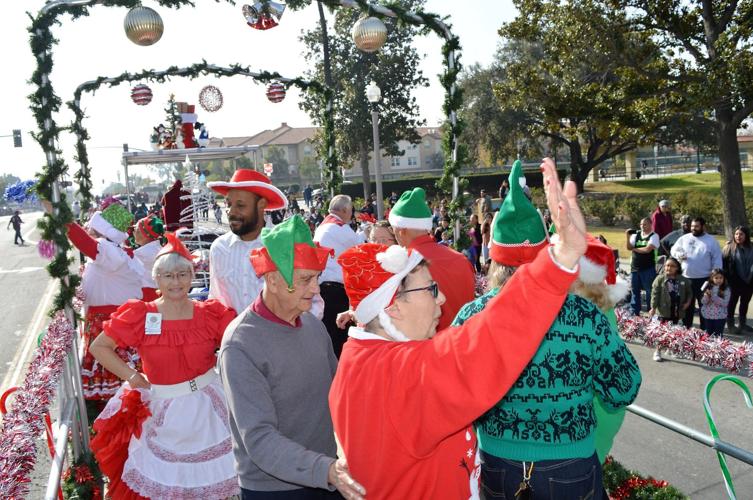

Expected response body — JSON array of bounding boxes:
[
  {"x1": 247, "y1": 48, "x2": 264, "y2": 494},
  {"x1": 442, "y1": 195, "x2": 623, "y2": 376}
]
[
  {"x1": 124, "y1": 6, "x2": 164, "y2": 46},
  {"x1": 352, "y1": 16, "x2": 387, "y2": 53}
]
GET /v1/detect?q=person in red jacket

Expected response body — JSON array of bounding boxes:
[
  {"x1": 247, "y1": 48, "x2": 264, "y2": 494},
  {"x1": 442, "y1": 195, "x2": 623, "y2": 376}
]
[
  {"x1": 330, "y1": 158, "x2": 588, "y2": 499},
  {"x1": 651, "y1": 199, "x2": 673, "y2": 239},
  {"x1": 388, "y1": 187, "x2": 475, "y2": 330}
]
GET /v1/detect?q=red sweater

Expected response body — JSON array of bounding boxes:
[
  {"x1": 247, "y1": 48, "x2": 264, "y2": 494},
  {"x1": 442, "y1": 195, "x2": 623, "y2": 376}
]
[
  {"x1": 329, "y1": 248, "x2": 577, "y2": 499},
  {"x1": 408, "y1": 234, "x2": 476, "y2": 331}
]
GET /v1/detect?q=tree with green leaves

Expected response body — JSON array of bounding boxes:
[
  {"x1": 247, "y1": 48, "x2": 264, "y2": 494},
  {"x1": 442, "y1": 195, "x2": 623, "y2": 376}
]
[
  {"x1": 614, "y1": 0, "x2": 753, "y2": 236},
  {"x1": 164, "y1": 93, "x2": 181, "y2": 138},
  {"x1": 495, "y1": 0, "x2": 683, "y2": 193},
  {"x1": 264, "y1": 146, "x2": 290, "y2": 181},
  {"x1": 299, "y1": 0, "x2": 428, "y2": 199}
]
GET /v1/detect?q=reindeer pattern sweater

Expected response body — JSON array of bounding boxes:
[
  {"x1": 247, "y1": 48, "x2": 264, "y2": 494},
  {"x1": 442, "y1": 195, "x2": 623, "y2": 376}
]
[{"x1": 452, "y1": 292, "x2": 641, "y2": 461}]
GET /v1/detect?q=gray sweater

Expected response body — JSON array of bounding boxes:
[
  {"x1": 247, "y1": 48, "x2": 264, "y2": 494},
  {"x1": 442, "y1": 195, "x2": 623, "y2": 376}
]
[{"x1": 218, "y1": 308, "x2": 338, "y2": 492}]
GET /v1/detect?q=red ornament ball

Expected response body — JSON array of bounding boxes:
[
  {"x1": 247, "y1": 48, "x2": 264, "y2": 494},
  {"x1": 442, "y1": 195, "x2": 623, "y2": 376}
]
[
  {"x1": 131, "y1": 84, "x2": 153, "y2": 106},
  {"x1": 266, "y1": 82, "x2": 286, "y2": 103}
]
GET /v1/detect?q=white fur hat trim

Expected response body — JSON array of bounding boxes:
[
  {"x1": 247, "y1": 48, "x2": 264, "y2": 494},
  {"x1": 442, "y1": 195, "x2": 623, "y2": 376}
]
[
  {"x1": 579, "y1": 256, "x2": 607, "y2": 284},
  {"x1": 354, "y1": 248, "x2": 424, "y2": 325}
]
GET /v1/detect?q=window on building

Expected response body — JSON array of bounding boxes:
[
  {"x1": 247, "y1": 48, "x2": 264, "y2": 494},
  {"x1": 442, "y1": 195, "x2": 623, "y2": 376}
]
[
  {"x1": 424, "y1": 141, "x2": 431, "y2": 148},
  {"x1": 408, "y1": 157, "x2": 417, "y2": 166},
  {"x1": 391, "y1": 157, "x2": 401, "y2": 167}
]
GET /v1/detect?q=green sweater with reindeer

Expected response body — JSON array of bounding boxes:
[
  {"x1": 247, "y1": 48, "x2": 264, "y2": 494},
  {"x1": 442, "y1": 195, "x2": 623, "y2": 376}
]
[{"x1": 452, "y1": 291, "x2": 641, "y2": 461}]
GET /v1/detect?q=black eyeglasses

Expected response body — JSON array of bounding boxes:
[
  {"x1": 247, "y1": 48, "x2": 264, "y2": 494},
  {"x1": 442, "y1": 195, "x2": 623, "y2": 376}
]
[{"x1": 397, "y1": 282, "x2": 439, "y2": 299}]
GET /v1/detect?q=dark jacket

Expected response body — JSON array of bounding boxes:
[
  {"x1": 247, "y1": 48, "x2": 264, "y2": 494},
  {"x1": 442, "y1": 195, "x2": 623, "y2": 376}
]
[{"x1": 651, "y1": 273, "x2": 692, "y2": 319}]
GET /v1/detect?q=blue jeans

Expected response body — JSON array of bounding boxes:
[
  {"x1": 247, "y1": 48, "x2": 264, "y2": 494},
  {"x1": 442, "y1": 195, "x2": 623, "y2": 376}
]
[
  {"x1": 705, "y1": 318, "x2": 725, "y2": 337},
  {"x1": 480, "y1": 451, "x2": 602, "y2": 500},
  {"x1": 630, "y1": 267, "x2": 657, "y2": 315},
  {"x1": 241, "y1": 488, "x2": 343, "y2": 500}
]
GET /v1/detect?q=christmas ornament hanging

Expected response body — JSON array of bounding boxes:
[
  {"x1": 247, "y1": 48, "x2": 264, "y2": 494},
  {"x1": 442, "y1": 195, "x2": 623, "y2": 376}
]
[
  {"x1": 266, "y1": 82, "x2": 286, "y2": 103},
  {"x1": 124, "y1": 6, "x2": 164, "y2": 46},
  {"x1": 243, "y1": 1, "x2": 286, "y2": 30},
  {"x1": 199, "y1": 85, "x2": 223, "y2": 112},
  {"x1": 352, "y1": 16, "x2": 387, "y2": 53},
  {"x1": 130, "y1": 84, "x2": 153, "y2": 105}
]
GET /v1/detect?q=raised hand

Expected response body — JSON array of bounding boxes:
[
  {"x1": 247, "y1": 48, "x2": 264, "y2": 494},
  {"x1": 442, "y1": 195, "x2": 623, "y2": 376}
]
[{"x1": 541, "y1": 158, "x2": 587, "y2": 269}]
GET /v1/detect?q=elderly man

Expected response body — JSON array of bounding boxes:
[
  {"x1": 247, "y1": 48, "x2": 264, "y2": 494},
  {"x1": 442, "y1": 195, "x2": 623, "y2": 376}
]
[
  {"x1": 219, "y1": 215, "x2": 363, "y2": 500},
  {"x1": 207, "y1": 169, "x2": 288, "y2": 314},
  {"x1": 330, "y1": 158, "x2": 589, "y2": 498},
  {"x1": 313, "y1": 194, "x2": 362, "y2": 357},
  {"x1": 388, "y1": 187, "x2": 475, "y2": 330},
  {"x1": 671, "y1": 216, "x2": 723, "y2": 328},
  {"x1": 651, "y1": 199, "x2": 673, "y2": 239}
]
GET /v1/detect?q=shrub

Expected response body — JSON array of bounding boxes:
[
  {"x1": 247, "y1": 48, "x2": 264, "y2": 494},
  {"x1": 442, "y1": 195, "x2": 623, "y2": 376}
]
[
  {"x1": 581, "y1": 196, "x2": 618, "y2": 226},
  {"x1": 670, "y1": 191, "x2": 723, "y2": 232},
  {"x1": 620, "y1": 195, "x2": 656, "y2": 228}
]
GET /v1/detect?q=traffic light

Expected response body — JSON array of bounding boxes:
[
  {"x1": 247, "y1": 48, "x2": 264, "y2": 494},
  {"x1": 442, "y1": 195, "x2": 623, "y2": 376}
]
[{"x1": 12, "y1": 129, "x2": 22, "y2": 148}]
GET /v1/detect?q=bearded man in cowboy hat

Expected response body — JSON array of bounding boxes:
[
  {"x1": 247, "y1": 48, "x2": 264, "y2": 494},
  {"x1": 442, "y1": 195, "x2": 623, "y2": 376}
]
[
  {"x1": 207, "y1": 169, "x2": 288, "y2": 314},
  {"x1": 218, "y1": 215, "x2": 364, "y2": 500}
]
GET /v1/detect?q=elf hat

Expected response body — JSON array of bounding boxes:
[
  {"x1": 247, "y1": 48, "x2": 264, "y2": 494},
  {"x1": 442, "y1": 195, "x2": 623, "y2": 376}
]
[
  {"x1": 136, "y1": 215, "x2": 165, "y2": 242},
  {"x1": 249, "y1": 214, "x2": 332, "y2": 287},
  {"x1": 207, "y1": 169, "x2": 288, "y2": 211},
  {"x1": 489, "y1": 160, "x2": 548, "y2": 266},
  {"x1": 156, "y1": 232, "x2": 194, "y2": 263},
  {"x1": 88, "y1": 203, "x2": 133, "y2": 244},
  {"x1": 388, "y1": 188, "x2": 433, "y2": 231},
  {"x1": 338, "y1": 243, "x2": 424, "y2": 325}
]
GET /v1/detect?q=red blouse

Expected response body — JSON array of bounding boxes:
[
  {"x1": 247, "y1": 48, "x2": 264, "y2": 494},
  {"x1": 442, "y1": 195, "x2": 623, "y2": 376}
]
[{"x1": 103, "y1": 299, "x2": 236, "y2": 385}]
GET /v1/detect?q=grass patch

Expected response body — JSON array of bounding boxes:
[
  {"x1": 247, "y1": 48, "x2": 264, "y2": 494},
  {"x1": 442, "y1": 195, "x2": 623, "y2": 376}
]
[{"x1": 586, "y1": 171, "x2": 753, "y2": 194}]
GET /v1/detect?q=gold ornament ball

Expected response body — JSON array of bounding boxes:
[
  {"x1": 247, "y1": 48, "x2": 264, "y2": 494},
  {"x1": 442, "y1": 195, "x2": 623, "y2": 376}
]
[
  {"x1": 351, "y1": 16, "x2": 387, "y2": 53},
  {"x1": 124, "y1": 6, "x2": 164, "y2": 46}
]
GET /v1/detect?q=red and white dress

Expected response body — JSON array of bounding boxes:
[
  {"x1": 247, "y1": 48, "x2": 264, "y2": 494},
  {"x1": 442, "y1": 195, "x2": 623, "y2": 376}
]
[
  {"x1": 91, "y1": 299, "x2": 239, "y2": 500},
  {"x1": 67, "y1": 222, "x2": 144, "y2": 401}
]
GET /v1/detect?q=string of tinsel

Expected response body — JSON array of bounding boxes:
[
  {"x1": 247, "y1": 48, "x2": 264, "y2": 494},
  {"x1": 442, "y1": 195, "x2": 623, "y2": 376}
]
[
  {"x1": 67, "y1": 61, "x2": 338, "y2": 211},
  {"x1": 0, "y1": 312, "x2": 74, "y2": 498},
  {"x1": 4, "y1": 180, "x2": 38, "y2": 203},
  {"x1": 615, "y1": 308, "x2": 753, "y2": 375}
]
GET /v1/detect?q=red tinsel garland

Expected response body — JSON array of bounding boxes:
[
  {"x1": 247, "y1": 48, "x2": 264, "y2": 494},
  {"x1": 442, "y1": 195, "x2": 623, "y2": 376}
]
[
  {"x1": 0, "y1": 312, "x2": 74, "y2": 498},
  {"x1": 616, "y1": 308, "x2": 753, "y2": 375}
]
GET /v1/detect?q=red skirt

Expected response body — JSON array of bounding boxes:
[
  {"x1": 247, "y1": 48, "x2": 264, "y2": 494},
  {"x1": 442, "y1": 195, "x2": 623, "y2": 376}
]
[{"x1": 81, "y1": 305, "x2": 140, "y2": 401}]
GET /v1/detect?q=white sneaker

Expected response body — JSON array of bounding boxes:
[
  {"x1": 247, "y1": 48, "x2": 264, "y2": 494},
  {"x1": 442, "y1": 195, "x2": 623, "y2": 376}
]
[{"x1": 653, "y1": 350, "x2": 663, "y2": 362}]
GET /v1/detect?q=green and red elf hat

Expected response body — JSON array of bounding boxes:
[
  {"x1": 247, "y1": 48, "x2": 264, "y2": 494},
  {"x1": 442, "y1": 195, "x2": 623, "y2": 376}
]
[
  {"x1": 136, "y1": 215, "x2": 165, "y2": 242},
  {"x1": 388, "y1": 188, "x2": 433, "y2": 230},
  {"x1": 250, "y1": 215, "x2": 332, "y2": 287},
  {"x1": 489, "y1": 160, "x2": 549, "y2": 266},
  {"x1": 156, "y1": 232, "x2": 195, "y2": 262}
]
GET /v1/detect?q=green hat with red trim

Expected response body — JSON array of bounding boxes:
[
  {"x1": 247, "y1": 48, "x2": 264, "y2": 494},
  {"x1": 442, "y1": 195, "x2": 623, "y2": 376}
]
[
  {"x1": 388, "y1": 188, "x2": 433, "y2": 230},
  {"x1": 489, "y1": 160, "x2": 548, "y2": 266},
  {"x1": 250, "y1": 214, "x2": 333, "y2": 287}
]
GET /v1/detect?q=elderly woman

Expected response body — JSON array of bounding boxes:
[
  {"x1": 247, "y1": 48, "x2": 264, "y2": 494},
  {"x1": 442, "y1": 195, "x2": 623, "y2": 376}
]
[
  {"x1": 89, "y1": 233, "x2": 238, "y2": 499},
  {"x1": 329, "y1": 158, "x2": 593, "y2": 498},
  {"x1": 369, "y1": 220, "x2": 398, "y2": 246}
]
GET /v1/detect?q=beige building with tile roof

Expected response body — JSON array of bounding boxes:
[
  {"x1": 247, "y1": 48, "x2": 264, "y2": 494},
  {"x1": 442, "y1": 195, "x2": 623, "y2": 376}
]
[{"x1": 211, "y1": 123, "x2": 444, "y2": 178}]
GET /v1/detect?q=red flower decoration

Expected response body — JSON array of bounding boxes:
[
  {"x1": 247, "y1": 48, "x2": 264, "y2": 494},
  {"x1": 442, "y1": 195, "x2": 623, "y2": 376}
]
[{"x1": 74, "y1": 464, "x2": 94, "y2": 483}]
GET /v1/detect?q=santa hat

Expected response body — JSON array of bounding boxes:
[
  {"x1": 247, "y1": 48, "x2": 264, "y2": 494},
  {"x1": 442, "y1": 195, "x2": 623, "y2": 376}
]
[
  {"x1": 250, "y1": 215, "x2": 332, "y2": 287},
  {"x1": 88, "y1": 203, "x2": 133, "y2": 244},
  {"x1": 489, "y1": 160, "x2": 548, "y2": 266},
  {"x1": 156, "y1": 232, "x2": 194, "y2": 263},
  {"x1": 338, "y1": 243, "x2": 424, "y2": 330},
  {"x1": 136, "y1": 215, "x2": 165, "y2": 242},
  {"x1": 388, "y1": 188, "x2": 433, "y2": 231},
  {"x1": 578, "y1": 235, "x2": 629, "y2": 304},
  {"x1": 207, "y1": 169, "x2": 288, "y2": 211}
]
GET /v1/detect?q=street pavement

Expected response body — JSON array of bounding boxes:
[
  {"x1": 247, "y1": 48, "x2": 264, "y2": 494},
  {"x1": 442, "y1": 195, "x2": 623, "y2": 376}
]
[
  {"x1": 0, "y1": 211, "x2": 57, "y2": 394},
  {"x1": 613, "y1": 342, "x2": 753, "y2": 498}
]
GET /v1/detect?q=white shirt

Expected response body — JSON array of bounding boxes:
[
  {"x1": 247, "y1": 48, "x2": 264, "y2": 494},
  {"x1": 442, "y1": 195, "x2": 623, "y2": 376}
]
[
  {"x1": 313, "y1": 214, "x2": 362, "y2": 284},
  {"x1": 629, "y1": 232, "x2": 660, "y2": 249},
  {"x1": 133, "y1": 240, "x2": 162, "y2": 288},
  {"x1": 671, "y1": 232, "x2": 723, "y2": 279},
  {"x1": 81, "y1": 239, "x2": 144, "y2": 307},
  {"x1": 209, "y1": 231, "x2": 265, "y2": 314}
]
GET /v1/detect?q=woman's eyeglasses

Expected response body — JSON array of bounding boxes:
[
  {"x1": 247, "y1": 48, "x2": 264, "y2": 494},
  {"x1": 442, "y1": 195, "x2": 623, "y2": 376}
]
[
  {"x1": 158, "y1": 271, "x2": 192, "y2": 281},
  {"x1": 397, "y1": 281, "x2": 439, "y2": 299}
]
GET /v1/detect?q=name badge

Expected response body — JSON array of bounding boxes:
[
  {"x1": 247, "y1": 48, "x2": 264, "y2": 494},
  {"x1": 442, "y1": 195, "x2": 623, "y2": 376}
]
[{"x1": 145, "y1": 312, "x2": 162, "y2": 335}]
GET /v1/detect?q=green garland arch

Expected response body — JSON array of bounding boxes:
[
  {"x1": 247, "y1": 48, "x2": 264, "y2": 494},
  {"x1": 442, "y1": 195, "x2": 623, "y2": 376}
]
[
  {"x1": 68, "y1": 61, "x2": 337, "y2": 216},
  {"x1": 30, "y1": 0, "x2": 466, "y2": 315}
]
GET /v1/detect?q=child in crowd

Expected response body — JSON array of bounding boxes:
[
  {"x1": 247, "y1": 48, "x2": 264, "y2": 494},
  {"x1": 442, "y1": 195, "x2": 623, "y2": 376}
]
[
  {"x1": 701, "y1": 268, "x2": 731, "y2": 336},
  {"x1": 649, "y1": 257, "x2": 692, "y2": 361},
  {"x1": 439, "y1": 230, "x2": 452, "y2": 247}
]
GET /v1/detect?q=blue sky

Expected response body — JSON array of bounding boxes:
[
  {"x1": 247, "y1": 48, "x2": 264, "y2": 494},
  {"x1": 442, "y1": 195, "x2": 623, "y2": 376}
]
[{"x1": 0, "y1": 0, "x2": 516, "y2": 191}]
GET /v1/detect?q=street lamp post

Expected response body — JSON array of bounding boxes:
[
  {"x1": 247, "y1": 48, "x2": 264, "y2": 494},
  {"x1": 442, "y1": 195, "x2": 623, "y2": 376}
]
[{"x1": 366, "y1": 81, "x2": 384, "y2": 220}]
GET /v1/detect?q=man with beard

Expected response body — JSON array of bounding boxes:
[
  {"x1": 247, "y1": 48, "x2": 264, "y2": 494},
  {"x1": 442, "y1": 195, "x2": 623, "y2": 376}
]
[{"x1": 207, "y1": 170, "x2": 288, "y2": 314}]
